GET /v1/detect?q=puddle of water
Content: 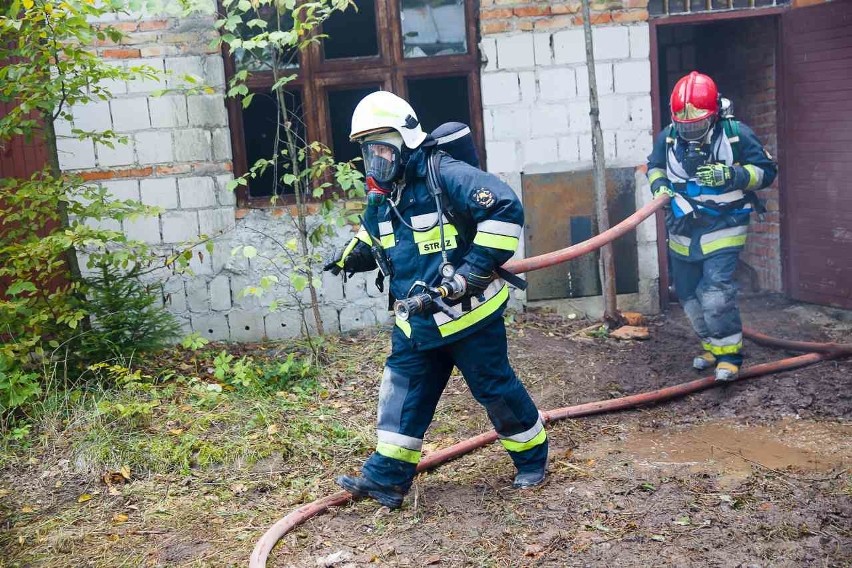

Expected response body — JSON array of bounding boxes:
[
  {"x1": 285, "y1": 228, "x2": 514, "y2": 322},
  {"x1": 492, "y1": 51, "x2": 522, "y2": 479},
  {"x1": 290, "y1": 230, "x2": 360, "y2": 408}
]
[{"x1": 616, "y1": 420, "x2": 850, "y2": 477}]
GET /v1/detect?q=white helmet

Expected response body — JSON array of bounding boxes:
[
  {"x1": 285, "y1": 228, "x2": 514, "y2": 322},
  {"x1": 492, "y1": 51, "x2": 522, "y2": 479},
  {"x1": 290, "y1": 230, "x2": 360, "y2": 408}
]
[{"x1": 350, "y1": 91, "x2": 427, "y2": 149}]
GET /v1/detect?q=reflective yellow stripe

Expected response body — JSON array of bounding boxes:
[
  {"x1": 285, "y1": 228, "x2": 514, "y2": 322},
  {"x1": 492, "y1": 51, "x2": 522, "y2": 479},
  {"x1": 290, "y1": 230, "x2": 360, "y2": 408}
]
[
  {"x1": 473, "y1": 232, "x2": 519, "y2": 252},
  {"x1": 376, "y1": 442, "x2": 421, "y2": 464},
  {"x1": 380, "y1": 234, "x2": 395, "y2": 248},
  {"x1": 743, "y1": 165, "x2": 762, "y2": 190},
  {"x1": 356, "y1": 227, "x2": 371, "y2": 245},
  {"x1": 705, "y1": 341, "x2": 743, "y2": 356},
  {"x1": 648, "y1": 168, "x2": 667, "y2": 184},
  {"x1": 337, "y1": 237, "x2": 360, "y2": 267},
  {"x1": 412, "y1": 225, "x2": 458, "y2": 243},
  {"x1": 437, "y1": 284, "x2": 509, "y2": 337},
  {"x1": 669, "y1": 239, "x2": 689, "y2": 256},
  {"x1": 501, "y1": 428, "x2": 547, "y2": 453},
  {"x1": 701, "y1": 234, "x2": 747, "y2": 255},
  {"x1": 413, "y1": 224, "x2": 458, "y2": 254},
  {"x1": 395, "y1": 316, "x2": 411, "y2": 337}
]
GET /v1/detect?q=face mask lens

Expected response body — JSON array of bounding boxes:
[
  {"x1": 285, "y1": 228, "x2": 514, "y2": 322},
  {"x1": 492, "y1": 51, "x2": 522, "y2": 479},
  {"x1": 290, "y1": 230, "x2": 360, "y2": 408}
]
[
  {"x1": 361, "y1": 142, "x2": 399, "y2": 184},
  {"x1": 676, "y1": 116, "x2": 713, "y2": 141}
]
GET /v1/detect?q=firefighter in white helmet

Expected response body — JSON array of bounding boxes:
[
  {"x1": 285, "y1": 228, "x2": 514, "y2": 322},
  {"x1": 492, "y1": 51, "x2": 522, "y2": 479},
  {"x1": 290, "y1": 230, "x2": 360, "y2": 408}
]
[{"x1": 326, "y1": 91, "x2": 548, "y2": 509}]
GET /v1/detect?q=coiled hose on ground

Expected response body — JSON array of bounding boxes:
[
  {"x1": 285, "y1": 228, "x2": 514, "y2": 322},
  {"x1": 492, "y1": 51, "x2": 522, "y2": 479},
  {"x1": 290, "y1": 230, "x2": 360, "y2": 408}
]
[{"x1": 250, "y1": 195, "x2": 852, "y2": 566}]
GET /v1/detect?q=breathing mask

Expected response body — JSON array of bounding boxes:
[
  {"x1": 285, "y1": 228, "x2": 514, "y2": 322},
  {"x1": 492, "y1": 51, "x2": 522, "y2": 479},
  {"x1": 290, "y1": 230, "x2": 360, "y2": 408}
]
[{"x1": 361, "y1": 131, "x2": 405, "y2": 185}]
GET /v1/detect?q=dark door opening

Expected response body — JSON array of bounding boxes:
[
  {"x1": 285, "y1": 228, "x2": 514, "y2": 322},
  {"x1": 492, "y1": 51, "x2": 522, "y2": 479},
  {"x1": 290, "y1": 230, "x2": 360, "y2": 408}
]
[{"x1": 654, "y1": 15, "x2": 782, "y2": 293}]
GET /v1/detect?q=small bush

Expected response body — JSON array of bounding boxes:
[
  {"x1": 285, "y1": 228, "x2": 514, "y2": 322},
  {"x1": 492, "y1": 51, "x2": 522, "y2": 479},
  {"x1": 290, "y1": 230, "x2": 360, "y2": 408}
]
[{"x1": 79, "y1": 265, "x2": 182, "y2": 363}]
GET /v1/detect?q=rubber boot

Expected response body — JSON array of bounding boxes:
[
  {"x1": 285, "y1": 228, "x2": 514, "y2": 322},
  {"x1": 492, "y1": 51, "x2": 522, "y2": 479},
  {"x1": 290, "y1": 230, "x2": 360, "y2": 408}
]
[
  {"x1": 336, "y1": 475, "x2": 405, "y2": 509},
  {"x1": 513, "y1": 446, "x2": 548, "y2": 489},
  {"x1": 714, "y1": 361, "x2": 739, "y2": 382},
  {"x1": 693, "y1": 351, "x2": 716, "y2": 371}
]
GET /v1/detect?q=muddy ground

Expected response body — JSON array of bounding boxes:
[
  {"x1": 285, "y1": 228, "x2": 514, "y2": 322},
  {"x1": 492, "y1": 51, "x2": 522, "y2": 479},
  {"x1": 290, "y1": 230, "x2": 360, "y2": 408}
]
[
  {"x1": 2, "y1": 294, "x2": 850, "y2": 567},
  {"x1": 277, "y1": 295, "x2": 851, "y2": 568}
]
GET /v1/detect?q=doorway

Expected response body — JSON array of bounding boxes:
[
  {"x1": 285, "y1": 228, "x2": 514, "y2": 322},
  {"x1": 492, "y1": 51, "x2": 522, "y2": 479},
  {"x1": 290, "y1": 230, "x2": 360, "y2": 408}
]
[{"x1": 652, "y1": 13, "x2": 782, "y2": 295}]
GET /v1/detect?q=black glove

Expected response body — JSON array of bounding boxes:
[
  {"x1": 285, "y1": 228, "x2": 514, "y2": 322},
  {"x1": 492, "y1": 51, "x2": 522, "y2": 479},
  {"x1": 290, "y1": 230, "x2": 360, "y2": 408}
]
[
  {"x1": 455, "y1": 264, "x2": 491, "y2": 297},
  {"x1": 323, "y1": 241, "x2": 376, "y2": 277},
  {"x1": 323, "y1": 254, "x2": 344, "y2": 276}
]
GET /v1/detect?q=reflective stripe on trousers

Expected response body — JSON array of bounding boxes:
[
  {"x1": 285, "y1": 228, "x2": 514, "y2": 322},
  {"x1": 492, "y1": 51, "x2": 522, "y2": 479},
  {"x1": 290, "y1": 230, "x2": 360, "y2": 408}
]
[
  {"x1": 362, "y1": 318, "x2": 548, "y2": 489},
  {"x1": 670, "y1": 252, "x2": 744, "y2": 365}
]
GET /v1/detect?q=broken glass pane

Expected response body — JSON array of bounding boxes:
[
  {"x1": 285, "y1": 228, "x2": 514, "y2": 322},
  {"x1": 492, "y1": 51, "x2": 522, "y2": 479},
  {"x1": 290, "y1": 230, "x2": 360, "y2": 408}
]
[{"x1": 401, "y1": 0, "x2": 466, "y2": 59}]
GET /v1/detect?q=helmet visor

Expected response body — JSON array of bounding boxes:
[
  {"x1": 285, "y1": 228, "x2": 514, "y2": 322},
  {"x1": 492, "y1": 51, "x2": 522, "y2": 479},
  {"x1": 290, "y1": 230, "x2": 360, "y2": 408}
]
[
  {"x1": 675, "y1": 115, "x2": 714, "y2": 141},
  {"x1": 361, "y1": 141, "x2": 400, "y2": 184}
]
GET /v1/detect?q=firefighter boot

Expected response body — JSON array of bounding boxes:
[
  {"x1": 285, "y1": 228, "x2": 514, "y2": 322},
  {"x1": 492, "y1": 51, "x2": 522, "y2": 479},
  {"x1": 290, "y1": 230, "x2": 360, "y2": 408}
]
[
  {"x1": 513, "y1": 463, "x2": 547, "y2": 489},
  {"x1": 693, "y1": 351, "x2": 716, "y2": 371},
  {"x1": 336, "y1": 475, "x2": 405, "y2": 509},
  {"x1": 513, "y1": 445, "x2": 548, "y2": 489},
  {"x1": 715, "y1": 362, "x2": 739, "y2": 382}
]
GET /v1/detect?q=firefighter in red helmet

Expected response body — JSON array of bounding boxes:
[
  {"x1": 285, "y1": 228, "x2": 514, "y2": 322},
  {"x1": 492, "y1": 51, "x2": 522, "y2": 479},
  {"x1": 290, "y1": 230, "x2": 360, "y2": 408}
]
[{"x1": 647, "y1": 71, "x2": 777, "y2": 381}]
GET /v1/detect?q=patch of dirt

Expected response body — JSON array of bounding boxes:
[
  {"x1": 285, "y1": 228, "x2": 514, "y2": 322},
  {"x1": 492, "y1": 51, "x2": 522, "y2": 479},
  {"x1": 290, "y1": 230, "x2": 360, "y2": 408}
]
[
  {"x1": 275, "y1": 295, "x2": 851, "y2": 567},
  {"x1": 2, "y1": 294, "x2": 850, "y2": 567}
]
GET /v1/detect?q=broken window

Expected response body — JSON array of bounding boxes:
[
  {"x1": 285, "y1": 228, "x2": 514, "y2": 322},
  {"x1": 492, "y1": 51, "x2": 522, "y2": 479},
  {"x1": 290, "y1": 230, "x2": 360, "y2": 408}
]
[
  {"x1": 226, "y1": 0, "x2": 483, "y2": 206},
  {"x1": 401, "y1": 0, "x2": 466, "y2": 58}
]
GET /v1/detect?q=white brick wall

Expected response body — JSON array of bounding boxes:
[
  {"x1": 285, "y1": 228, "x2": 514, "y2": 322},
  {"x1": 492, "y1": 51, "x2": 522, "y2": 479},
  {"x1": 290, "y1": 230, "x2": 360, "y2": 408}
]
[
  {"x1": 178, "y1": 176, "x2": 217, "y2": 208},
  {"x1": 538, "y1": 68, "x2": 576, "y2": 101},
  {"x1": 72, "y1": 101, "x2": 113, "y2": 132},
  {"x1": 103, "y1": 180, "x2": 140, "y2": 201},
  {"x1": 495, "y1": 34, "x2": 535, "y2": 69},
  {"x1": 161, "y1": 210, "x2": 199, "y2": 243},
  {"x1": 97, "y1": 140, "x2": 135, "y2": 167},
  {"x1": 552, "y1": 29, "x2": 585, "y2": 65},
  {"x1": 173, "y1": 129, "x2": 212, "y2": 161},
  {"x1": 57, "y1": 138, "x2": 97, "y2": 170},
  {"x1": 136, "y1": 131, "x2": 175, "y2": 164},
  {"x1": 124, "y1": 216, "x2": 161, "y2": 244},
  {"x1": 53, "y1": 13, "x2": 658, "y2": 344},
  {"x1": 480, "y1": 22, "x2": 658, "y2": 314},
  {"x1": 481, "y1": 24, "x2": 654, "y2": 169},
  {"x1": 187, "y1": 95, "x2": 228, "y2": 127},
  {"x1": 111, "y1": 98, "x2": 151, "y2": 131},
  {"x1": 140, "y1": 178, "x2": 178, "y2": 209},
  {"x1": 533, "y1": 33, "x2": 552, "y2": 66},
  {"x1": 614, "y1": 60, "x2": 651, "y2": 94},
  {"x1": 149, "y1": 96, "x2": 188, "y2": 128},
  {"x1": 592, "y1": 26, "x2": 630, "y2": 60},
  {"x1": 481, "y1": 73, "x2": 520, "y2": 105}
]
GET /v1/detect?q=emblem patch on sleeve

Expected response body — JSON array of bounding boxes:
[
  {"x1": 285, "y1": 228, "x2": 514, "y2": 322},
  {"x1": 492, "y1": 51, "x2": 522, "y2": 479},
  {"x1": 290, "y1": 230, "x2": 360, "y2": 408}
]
[{"x1": 471, "y1": 187, "x2": 496, "y2": 209}]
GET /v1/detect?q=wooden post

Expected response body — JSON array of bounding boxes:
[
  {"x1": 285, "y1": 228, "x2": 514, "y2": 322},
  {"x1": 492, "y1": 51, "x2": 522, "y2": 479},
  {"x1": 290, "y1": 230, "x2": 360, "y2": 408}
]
[{"x1": 581, "y1": 0, "x2": 619, "y2": 325}]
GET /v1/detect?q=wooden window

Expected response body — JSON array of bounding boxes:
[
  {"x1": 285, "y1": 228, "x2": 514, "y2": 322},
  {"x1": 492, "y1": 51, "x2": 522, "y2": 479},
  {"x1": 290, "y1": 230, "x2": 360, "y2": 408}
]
[{"x1": 224, "y1": 0, "x2": 484, "y2": 207}]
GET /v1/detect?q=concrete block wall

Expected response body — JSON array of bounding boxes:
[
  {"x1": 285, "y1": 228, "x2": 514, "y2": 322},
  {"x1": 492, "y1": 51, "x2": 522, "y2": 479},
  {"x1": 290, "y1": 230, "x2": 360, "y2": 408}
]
[
  {"x1": 57, "y1": 2, "x2": 388, "y2": 342},
  {"x1": 479, "y1": 3, "x2": 659, "y2": 313}
]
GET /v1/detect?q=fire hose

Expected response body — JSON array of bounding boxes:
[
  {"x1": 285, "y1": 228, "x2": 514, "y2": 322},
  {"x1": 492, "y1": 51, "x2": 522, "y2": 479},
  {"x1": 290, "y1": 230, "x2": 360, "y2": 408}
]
[{"x1": 250, "y1": 195, "x2": 852, "y2": 566}]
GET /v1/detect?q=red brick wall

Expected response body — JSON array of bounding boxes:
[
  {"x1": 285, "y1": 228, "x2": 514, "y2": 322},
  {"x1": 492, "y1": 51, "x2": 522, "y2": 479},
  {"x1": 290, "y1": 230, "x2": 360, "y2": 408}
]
[
  {"x1": 697, "y1": 18, "x2": 781, "y2": 292},
  {"x1": 480, "y1": 0, "x2": 648, "y2": 34}
]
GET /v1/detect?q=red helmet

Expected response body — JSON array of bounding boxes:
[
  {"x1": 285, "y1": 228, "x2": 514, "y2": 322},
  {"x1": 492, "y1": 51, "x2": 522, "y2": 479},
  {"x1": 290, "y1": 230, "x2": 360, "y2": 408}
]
[{"x1": 670, "y1": 71, "x2": 719, "y2": 141}]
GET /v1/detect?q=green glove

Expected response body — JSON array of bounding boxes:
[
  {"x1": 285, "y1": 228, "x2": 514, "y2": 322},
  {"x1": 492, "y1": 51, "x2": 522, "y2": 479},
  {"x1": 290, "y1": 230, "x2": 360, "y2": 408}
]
[
  {"x1": 653, "y1": 187, "x2": 676, "y2": 199},
  {"x1": 696, "y1": 163, "x2": 733, "y2": 188}
]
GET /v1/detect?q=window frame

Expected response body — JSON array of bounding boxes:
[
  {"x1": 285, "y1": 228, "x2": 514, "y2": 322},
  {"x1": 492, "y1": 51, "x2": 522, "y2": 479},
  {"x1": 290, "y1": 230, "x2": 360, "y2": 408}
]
[{"x1": 222, "y1": 0, "x2": 484, "y2": 208}]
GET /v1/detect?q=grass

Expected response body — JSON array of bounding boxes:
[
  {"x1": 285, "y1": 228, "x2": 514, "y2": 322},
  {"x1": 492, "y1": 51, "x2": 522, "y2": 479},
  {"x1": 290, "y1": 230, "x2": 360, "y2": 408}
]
[{"x1": 0, "y1": 329, "x2": 390, "y2": 567}]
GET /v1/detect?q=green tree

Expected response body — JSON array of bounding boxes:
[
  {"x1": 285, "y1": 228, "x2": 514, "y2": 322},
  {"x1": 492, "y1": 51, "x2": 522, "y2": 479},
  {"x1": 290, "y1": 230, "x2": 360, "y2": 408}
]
[
  {"x1": 0, "y1": 0, "x2": 202, "y2": 416},
  {"x1": 217, "y1": 0, "x2": 365, "y2": 341}
]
